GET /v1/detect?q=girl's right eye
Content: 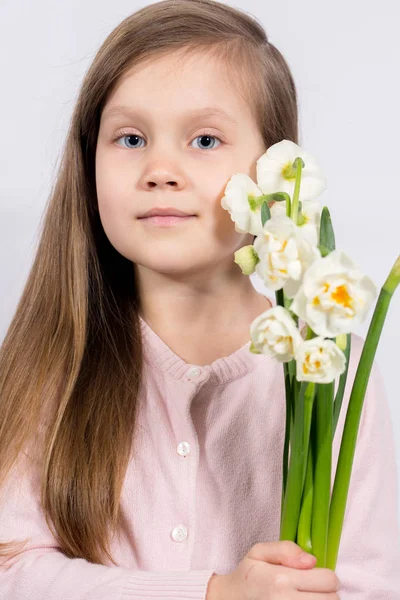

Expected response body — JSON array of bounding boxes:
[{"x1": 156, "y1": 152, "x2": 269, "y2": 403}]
[{"x1": 114, "y1": 134, "x2": 145, "y2": 149}]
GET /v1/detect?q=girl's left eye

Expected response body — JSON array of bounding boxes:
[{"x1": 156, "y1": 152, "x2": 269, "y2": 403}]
[{"x1": 113, "y1": 132, "x2": 223, "y2": 151}]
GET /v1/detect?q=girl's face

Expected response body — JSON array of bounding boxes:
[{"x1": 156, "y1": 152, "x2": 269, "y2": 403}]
[{"x1": 95, "y1": 49, "x2": 266, "y2": 278}]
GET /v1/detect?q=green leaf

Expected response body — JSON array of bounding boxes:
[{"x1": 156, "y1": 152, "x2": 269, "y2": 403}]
[
  {"x1": 327, "y1": 286, "x2": 393, "y2": 570},
  {"x1": 319, "y1": 207, "x2": 335, "y2": 254},
  {"x1": 318, "y1": 244, "x2": 330, "y2": 257},
  {"x1": 261, "y1": 201, "x2": 271, "y2": 227}
]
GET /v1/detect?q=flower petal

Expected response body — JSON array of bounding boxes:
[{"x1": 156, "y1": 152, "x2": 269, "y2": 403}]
[{"x1": 256, "y1": 140, "x2": 327, "y2": 203}]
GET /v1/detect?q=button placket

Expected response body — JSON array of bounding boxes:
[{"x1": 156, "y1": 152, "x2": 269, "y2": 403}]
[
  {"x1": 171, "y1": 367, "x2": 204, "y2": 546},
  {"x1": 173, "y1": 442, "x2": 191, "y2": 541}
]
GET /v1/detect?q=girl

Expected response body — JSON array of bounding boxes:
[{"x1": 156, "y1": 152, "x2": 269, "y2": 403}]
[{"x1": 0, "y1": 0, "x2": 399, "y2": 598}]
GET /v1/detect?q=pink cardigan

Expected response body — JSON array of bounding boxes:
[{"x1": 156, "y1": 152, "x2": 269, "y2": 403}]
[{"x1": 1, "y1": 296, "x2": 400, "y2": 599}]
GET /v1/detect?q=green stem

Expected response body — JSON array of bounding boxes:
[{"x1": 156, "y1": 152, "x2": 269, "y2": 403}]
[
  {"x1": 281, "y1": 362, "x2": 291, "y2": 517},
  {"x1": 383, "y1": 255, "x2": 400, "y2": 294},
  {"x1": 326, "y1": 285, "x2": 395, "y2": 570},
  {"x1": 280, "y1": 382, "x2": 314, "y2": 541},
  {"x1": 286, "y1": 197, "x2": 292, "y2": 217},
  {"x1": 332, "y1": 333, "x2": 352, "y2": 438},
  {"x1": 297, "y1": 381, "x2": 317, "y2": 551},
  {"x1": 275, "y1": 288, "x2": 285, "y2": 308},
  {"x1": 297, "y1": 440, "x2": 314, "y2": 553},
  {"x1": 253, "y1": 193, "x2": 292, "y2": 218},
  {"x1": 288, "y1": 157, "x2": 304, "y2": 224},
  {"x1": 276, "y1": 289, "x2": 293, "y2": 519},
  {"x1": 301, "y1": 383, "x2": 316, "y2": 492},
  {"x1": 311, "y1": 382, "x2": 334, "y2": 568},
  {"x1": 288, "y1": 361, "x2": 296, "y2": 429}
]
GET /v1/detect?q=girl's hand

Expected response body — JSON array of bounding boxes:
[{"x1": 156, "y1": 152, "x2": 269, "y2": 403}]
[{"x1": 206, "y1": 540, "x2": 341, "y2": 599}]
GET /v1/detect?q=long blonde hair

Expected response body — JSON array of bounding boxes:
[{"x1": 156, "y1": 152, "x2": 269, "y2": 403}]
[{"x1": 0, "y1": 0, "x2": 299, "y2": 566}]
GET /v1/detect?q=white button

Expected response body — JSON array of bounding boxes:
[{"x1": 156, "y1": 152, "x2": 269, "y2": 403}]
[
  {"x1": 171, "y1": 524, "x2": 188, "y2": 542},
  {"x1": 177, "y1": 441, "x2": 191, "y2": 457},
  {"x1": 187, "y1": 366, "x2": 201, "y2": 379}
]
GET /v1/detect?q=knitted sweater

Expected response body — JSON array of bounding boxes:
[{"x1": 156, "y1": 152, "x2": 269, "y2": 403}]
[{"x1": 1, "y1": 295, "x2": 399, "y2": 599}]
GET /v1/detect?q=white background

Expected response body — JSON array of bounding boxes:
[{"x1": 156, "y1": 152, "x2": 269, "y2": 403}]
[{"x1": 1, "y1": 0, "x2": 399, "y2": 518}]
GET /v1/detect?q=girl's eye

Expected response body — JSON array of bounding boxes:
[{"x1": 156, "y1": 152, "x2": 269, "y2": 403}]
[
  {"x1": 113, "y1": 132, "x2": 223, "y2": 151},
  {"x1": 191, "y1": 134, "x2": 222, "y2": 150}
]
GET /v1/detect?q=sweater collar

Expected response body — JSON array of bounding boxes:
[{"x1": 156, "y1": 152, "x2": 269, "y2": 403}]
[{"x1": 138, "y1": 294, "x2": 277, "y2": 385}]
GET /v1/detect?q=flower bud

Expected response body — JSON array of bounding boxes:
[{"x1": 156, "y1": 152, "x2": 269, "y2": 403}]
[
  {"x1": 335, "y1": 333, "x2": 347, "y2": 351},
  {"x1": 249, "y1": 341, "x2": 261, "y2": 354},
  {"x1": 234, "y1": 245, "x2": 259, "y2": 275}
]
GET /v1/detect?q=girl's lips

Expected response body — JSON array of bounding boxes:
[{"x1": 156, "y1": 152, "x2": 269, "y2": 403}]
[{"x1": 139, "y1": 215, "x2": 196, "y2": 227}]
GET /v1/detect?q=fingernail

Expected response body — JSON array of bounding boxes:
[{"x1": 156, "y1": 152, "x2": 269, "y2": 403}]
[{"x1": 300, "y1": 553, "x2": 314, "y2": 563}]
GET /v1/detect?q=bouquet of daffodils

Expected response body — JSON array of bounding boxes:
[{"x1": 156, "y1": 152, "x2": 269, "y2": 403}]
[{"x1": 221, "y1": 140, "x2": 400, "y2": 571}]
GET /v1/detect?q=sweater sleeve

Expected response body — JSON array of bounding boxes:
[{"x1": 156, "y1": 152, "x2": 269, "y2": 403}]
[
  {"x1": 0, "y1": 554, "x2": 216, "y2": 600},
  {"x1": 0, "y1": 452, "x2": 215, "y2": 600},
  {"x1": 334, "y1": 347, "x2": 400, "y2": 599}
]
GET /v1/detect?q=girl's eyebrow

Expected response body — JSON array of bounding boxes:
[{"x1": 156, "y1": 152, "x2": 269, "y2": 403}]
[{"x1": 102, "y1": 105, "x2": 238, "y2": 125}]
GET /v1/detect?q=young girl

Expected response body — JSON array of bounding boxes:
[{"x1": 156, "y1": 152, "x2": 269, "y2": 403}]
[{"x1": 0, "y1": 0, "x2": 399, "y2": 598}]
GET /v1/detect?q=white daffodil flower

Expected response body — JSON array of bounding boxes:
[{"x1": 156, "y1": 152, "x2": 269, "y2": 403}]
[
  {"x1": 295, "y1": 336, "x2": 346, "y2": 383},
  {"x1": 270, "y1": 198, "x2": 323, "y2": 247},
  {"x1": 290, "y1": 249, "x2": 377, "y2": 337},
  {"x1": 253, "y1": 214, "x2": 321, "y2": 298},
  {"x1": 256, "y1": 140, "x2": 327, "y2": 203},
  {"x1": 221, "y1": 173, "x2": 265, "y2": 236},
  {"x1": 249, "y1": 305, "x2": 303, "y2": 362}
]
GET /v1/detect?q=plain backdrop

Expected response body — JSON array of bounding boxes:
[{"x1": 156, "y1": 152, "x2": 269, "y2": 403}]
[{"x1": 1, "y1": 0, "x2": 399, "y2": 521}]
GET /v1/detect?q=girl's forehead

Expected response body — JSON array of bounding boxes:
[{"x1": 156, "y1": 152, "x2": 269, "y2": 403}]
[
  {"x1": 108, "y1": 52, "x2": 247, "y2": 113},
  {"x1": 117, "y1": 48, "x2": 241, "y2": 91}
]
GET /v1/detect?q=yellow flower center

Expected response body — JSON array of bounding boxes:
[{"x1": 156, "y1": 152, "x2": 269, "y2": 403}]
[
  {"x1": 302, "y1": 351, "x2": 322, "y2": 374},
  {"x1": 303, "y1": 353, "x2": 311, "y2": 374},
  {"x1": 313, "y1": 282, "x2": 353, "y2": 311},
  {"x1": 331, "y1": 284, "x2": 352, "y2": 309},
  {"x1": 274, "y1": 335, "x2": 293, "y2": 352},
  {"x1": 282, "y1": 161, "x2": 297, "y2": 181}
]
